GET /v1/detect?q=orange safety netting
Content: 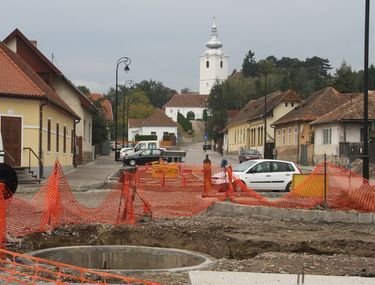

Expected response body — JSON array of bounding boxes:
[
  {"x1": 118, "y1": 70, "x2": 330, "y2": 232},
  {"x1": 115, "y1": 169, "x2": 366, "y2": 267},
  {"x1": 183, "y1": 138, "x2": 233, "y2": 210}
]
[
  {"x1": 1, "y1": 160, "x2": 375, "y2": 241},
  {"x1": 2, "y1": 161, "x2": 150, "y2": 238},
  {"x1": 134, "y1": 161, "x2": 375, "y2": 215},
  {"x1": 0, "y1": 248, "x2": 160, "y2": 284}
]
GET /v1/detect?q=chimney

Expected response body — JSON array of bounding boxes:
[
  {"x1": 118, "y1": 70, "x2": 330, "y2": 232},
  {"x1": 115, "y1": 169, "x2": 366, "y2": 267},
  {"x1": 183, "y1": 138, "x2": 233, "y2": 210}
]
[{"x1": 30, "y1": 40, "x2": 37, "y2": 48}]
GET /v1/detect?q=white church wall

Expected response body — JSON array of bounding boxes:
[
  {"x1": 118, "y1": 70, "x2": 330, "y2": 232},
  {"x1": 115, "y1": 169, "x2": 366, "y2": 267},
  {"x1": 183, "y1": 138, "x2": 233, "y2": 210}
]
[{"x1": 165, "y1": 106, "x2": 206, "y2": 122}]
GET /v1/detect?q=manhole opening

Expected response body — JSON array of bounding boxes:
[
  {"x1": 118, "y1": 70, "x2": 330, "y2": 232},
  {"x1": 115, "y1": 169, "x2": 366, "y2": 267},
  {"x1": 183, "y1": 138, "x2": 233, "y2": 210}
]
[{"x1": 28, "y1": 245, "x2": 216, "y2": 272}]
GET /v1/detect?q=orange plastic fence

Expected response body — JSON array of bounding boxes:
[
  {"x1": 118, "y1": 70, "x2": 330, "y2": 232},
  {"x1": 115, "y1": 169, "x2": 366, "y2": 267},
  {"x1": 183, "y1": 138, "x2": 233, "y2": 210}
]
[
  {"x1": 0, "y1": 248, "x2": 160, "y2": 285},
  {"x1": 1, "y1": 160, "x2": 375, "y2": 242},
  {"x1": 3, "y1": 161, "x2": 150, "y2": 238},
  {"x1": 134, "y1": 162, "x2": 375, "y2": 215}
]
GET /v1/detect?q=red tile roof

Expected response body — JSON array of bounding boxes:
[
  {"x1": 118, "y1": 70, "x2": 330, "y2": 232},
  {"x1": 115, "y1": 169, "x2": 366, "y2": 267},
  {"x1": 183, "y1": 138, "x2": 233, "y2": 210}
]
[
  {"x1": 89, "y1": 93, "x2": 113, "y2": 120},
  {"x1": 0, "y1": 42, "x2": 79, "y2": 119},
  {"x1": 272, "y1": 87, "x2": 350, "y2": 126},
  {"x1": 311, "y1": 92, "x2": 375, "y2": 125},
  {"x1": 128, "y1": 109, "x2": 177, "y2": 128},
  {"x1": 128, "y1": 119, "x2": 144, "y2": 129},
  {"x1": 227, "y1": 89, "x2": 301, "y2": 127},
  {"x1": 164, "y1": 94, "x2": 209, "y2": 108},
  {"x1": 141, "y1": 108, "x2": 178, "y2": 127},
  {"x1": 3, "y1": 28, "x2": 97, "y2": 114}
]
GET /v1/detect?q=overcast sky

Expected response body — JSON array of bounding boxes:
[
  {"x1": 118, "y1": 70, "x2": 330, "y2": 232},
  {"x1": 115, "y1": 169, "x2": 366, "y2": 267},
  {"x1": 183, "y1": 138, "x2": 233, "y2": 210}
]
[{"x1": 1, "y1": 0, "x2": 374, "y2": 94}]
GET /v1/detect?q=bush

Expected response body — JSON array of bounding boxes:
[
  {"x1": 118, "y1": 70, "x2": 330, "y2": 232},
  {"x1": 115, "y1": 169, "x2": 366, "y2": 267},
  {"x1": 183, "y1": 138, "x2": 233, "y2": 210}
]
[
  {"x1": 177, "y1": 112, "x2": 192, "y2": 133},
  {"x1": 134, "y1": 134, "x2": 157, "y2": 141}
]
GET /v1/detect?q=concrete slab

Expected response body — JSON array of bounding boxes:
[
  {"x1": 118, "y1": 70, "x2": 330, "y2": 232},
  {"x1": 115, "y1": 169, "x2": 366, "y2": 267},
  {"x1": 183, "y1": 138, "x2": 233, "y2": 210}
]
[{"x1": 188, "y1": 271, "x2": 375, "y2": 285}]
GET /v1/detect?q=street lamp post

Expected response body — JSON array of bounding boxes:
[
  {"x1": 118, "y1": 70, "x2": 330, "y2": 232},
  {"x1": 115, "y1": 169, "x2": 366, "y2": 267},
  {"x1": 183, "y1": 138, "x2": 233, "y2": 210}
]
[
  {"x1": 115, "y1": 57, "x2": 131, "y2": 161},
  {"x1": 204, "y1": 98, "x2": 208, "y2": 152},
  {"x1": 363, "y1": 0, "x2": 370, "y2": 180},
  {"x1": 263, "y1": 73, "x2": 268, "y2": 159},
  {"x1": 122, "y1": 80, "x2": 134, "y2": 149}
]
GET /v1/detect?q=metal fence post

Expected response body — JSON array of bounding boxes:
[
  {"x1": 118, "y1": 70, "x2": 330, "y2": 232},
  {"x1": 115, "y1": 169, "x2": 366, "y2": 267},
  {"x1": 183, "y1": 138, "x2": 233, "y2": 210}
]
[{"x1": 323, "y1": 153, "x2": 327, "y2": 209}]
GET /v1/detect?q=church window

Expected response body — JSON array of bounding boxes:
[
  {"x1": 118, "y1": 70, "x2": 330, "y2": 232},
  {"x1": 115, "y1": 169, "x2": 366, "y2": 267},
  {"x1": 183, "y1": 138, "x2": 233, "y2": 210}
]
[
  {"x1": 220, "y1": 61, "x2": 223, "y2": 68},
  {"x1": 206, "y1": 61, "x2": 209, "y2": 68}
]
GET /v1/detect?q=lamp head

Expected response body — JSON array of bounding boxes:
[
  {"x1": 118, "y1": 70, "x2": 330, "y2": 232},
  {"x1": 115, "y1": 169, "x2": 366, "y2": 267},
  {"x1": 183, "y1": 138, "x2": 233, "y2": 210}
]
[{"x1": 124, "y1": 65, "x2": 130, "y2": 73}]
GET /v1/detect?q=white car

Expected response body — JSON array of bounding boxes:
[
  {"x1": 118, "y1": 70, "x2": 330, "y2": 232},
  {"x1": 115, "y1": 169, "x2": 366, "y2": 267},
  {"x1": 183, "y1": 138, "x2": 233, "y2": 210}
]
[
  {"x1": 212, "y1": 159, "x2": 302, "y2": 192},
  {"x1": 119, "y1": 147, "x2": 134, "y2": 160}
]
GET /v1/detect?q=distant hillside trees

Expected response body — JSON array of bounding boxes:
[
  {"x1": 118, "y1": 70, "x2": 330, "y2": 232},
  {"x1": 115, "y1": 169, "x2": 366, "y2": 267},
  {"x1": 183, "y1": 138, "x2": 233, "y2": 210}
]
[{"x1": 207, "y1": 49, "x2": 375, "y2": 144}]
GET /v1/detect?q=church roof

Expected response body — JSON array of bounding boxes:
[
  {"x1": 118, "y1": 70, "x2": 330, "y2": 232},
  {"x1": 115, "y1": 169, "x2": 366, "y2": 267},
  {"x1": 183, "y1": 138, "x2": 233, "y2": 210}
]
[
  {"x1": 206, "y1": 21, "x2": 222, "y2": 49},
  {"x1": 164, "y1": 94, "x2": 209, "y2": 108}
]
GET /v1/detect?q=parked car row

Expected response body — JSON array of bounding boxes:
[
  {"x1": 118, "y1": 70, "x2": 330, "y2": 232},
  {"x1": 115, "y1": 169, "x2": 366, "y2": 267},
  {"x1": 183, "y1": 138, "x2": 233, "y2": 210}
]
[{"x1": 122, "y1": 148, "x2": 186, "y2": 166}]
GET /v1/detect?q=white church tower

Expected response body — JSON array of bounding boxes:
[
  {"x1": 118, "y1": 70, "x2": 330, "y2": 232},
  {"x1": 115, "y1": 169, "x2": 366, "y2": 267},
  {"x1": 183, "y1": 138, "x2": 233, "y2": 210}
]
[{"x1": 199, "y1": 20, "x2": 229, "y2": 95}]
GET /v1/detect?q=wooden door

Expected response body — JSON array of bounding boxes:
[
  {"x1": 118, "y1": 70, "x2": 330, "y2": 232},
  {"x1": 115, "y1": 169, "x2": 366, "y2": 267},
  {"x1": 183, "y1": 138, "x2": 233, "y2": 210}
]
[{"x1": 1, "y1": 116, "x2": 22, "y2": 166}]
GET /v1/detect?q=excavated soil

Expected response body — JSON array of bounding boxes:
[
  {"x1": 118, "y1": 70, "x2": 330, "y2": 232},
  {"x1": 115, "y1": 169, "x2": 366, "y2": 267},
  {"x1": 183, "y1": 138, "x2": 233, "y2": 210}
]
[{"x1": 8, "y1": 213, "x2": 375, "y2": 285}]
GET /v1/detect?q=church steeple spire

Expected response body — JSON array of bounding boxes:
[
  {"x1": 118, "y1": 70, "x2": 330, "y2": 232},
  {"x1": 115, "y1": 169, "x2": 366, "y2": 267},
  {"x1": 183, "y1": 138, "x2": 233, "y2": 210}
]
[{"x1": 206, "y1": 18, "x2": 222, "y2": 49}]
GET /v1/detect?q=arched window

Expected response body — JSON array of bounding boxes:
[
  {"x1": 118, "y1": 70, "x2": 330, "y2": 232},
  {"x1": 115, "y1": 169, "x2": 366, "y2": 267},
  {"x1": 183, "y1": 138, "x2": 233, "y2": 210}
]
[
  {"x1": 187, "y1": 111, "x2": 195, "y2": 120},
  {"x1": 220, "y1": 61, "x2": 223, "y2": 68},
  {"x1": 206, "y1": 61, "x2": 209, "y2": 68}
]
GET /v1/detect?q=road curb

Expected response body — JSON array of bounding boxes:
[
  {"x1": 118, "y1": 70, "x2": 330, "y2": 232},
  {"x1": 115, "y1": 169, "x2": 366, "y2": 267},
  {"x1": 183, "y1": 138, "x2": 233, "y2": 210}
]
[{"x1": 208, "y1": 202, "x2": 374, "y2": 224}]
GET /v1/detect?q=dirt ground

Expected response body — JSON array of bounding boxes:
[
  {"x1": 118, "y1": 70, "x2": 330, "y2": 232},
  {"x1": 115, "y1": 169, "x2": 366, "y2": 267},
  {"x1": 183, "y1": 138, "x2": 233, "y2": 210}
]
[{"x1": 8, "y1": 212, "x2": 375, "y2": 285}]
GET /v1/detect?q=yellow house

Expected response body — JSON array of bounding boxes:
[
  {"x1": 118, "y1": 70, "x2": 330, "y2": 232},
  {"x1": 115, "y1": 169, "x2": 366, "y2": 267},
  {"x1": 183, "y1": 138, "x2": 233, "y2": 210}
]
[
  {"x1": 225, "y1": 90, "x2": 300, "y2": 157},
  {"x1": 0, "y1": 42, "x2": 80, "y2": 179},
  {"x1": 272, "y1": 87, "x2": 351, "y2": 165},
  {"x1": 3, "y1": 29, "x2": 98, "y2": 165}
]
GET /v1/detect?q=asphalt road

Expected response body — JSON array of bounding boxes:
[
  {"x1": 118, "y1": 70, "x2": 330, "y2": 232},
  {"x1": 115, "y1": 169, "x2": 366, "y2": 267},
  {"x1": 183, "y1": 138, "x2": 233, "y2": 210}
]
[{"x1": 179, "y1": 142, "x2": 237, "y2": 166}]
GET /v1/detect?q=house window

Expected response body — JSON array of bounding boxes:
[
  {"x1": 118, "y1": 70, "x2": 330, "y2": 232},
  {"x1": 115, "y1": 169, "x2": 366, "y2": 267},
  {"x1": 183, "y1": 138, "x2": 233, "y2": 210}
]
[
  {"x1": 47, "y1": 119, "x2": 51, "y2": 152},
  {"x1": 285, "y1": 102, "x2": 288, "y2": 107},
  {"x1": 163, "y1": 132, "x2": 169, "y2": 136},
  {"x1": 206, "y1": 61, "x2": 209, "y2": 68},
  {"x1": 83, "y1": 120, "x2": 86, "y2": 140},
  {"x1": 89, "y1": 123, "x2": 91, "y2": 143},
  {"x1": 294, "y1": 126, "x2": 298, "y2": 145},
  {"x1": 282, "y1": 128, "x2": 285, "y2": 145},
  {"x1": 260, "y1": 127, "x2": 263, "y2": 145},
  {"x1": 63, "y1": 126, "x2": 67, "y2": 153},
  {"x1": 151, "y1": 131, "x2": 156, "y2": 136},
  {"x1": 220, "y1": 61, "x2": 223, "y2": 68},
  {"x1": 291, "y1": 102, "x2": 294, "y2": 107},
  {"x1": 277, "y1": 129, "x2": 281, "y2": 144},
  {"x1": 71, "y1": 129, "x2": 74, "y2": 154},
  {"x1": 288, "y1": 128, "x2": 292, "y2": 145},
  {"x1": 240, "y1": 129, "x2": 243, "y2": 143},
  {"x1": 243, "y1": 129, "x2": 245, "y2": 142},
  {"x1": 323, "y1": 128, "x2": 332, "y2": 144},
  {"x1": 56, "y1": 123, "x2": 60, "y2": 152}
]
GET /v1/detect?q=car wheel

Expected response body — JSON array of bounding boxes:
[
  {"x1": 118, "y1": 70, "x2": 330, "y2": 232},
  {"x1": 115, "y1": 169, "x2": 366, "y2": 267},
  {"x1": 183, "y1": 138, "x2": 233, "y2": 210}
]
[
  {"x1": 285, "y1": 182, "x2": 292, "y2": 192},
  {"x1": 129, "y1": 159, "x2": 136, "y2": 166}
]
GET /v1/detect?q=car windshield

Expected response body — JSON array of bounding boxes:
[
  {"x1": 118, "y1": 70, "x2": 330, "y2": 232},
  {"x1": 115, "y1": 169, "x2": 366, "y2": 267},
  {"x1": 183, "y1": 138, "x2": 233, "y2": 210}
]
[
  {"x1": 233, "y1": 160, "x2": 257, "y2": 172},
  {"x1": 244, "y1": 149, "x2": 259, "y2": 155}
]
